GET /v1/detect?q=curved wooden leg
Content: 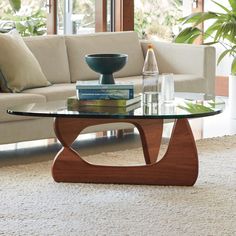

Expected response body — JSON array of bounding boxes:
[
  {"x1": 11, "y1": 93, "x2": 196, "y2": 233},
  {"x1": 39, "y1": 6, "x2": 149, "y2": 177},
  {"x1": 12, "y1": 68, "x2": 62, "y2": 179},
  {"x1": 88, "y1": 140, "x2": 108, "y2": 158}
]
[
  {"x1": 53, "y1": 117, "x2": 163, "y2": 164},
  {"x1": 52, "y1": 118, "x2": 198, "y2": 186},
  {"x1": 155, "y1": 118, "x2": 198, "y2": 185},
  {"x1": 134, "y1": 120, "x2": 163, "y2": 164}
]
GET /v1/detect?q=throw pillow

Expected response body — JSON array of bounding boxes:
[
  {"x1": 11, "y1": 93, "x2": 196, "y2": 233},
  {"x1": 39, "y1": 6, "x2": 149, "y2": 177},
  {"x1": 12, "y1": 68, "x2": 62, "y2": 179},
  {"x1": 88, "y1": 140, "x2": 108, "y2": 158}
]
[{"x1": 0, "y1": 33, "x2": 51, "y2": 93}]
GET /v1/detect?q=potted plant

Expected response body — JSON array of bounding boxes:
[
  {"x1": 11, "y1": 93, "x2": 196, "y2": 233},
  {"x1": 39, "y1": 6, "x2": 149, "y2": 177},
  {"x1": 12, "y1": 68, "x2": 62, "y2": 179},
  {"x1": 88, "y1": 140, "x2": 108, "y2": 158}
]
[{"x1": 174, "y1": 0, "x2": 236, "y2": 117}]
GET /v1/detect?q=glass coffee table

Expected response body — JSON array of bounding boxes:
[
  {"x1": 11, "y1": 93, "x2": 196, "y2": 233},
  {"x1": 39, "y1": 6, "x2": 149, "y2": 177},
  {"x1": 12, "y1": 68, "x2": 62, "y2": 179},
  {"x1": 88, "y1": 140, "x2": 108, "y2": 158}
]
[{"x1": 7, "y1": 93, "x2": 225, "y2": 186}]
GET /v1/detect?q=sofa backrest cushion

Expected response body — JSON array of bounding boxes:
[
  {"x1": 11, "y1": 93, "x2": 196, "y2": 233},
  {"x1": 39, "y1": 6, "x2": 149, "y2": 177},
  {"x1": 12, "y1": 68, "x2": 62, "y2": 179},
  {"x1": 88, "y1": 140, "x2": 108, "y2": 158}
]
[
  {"x1": 65, "y1": 31, "x2": 144, "y2": 82},
  {"x1": 0, "y1": 33, "x2": 50, "y2": 93},
  {"x1": 141, "y1": 40, "x2": 211, "y2": 75},
  {"x1": 24, "y1": 36, "x2": 71, "y2": 84}
]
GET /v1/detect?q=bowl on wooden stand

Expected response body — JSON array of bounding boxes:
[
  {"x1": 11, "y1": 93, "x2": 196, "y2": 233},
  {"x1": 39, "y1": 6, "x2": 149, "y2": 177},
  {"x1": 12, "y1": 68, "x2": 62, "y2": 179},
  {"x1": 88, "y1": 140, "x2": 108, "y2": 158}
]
[{"x1": 85, "y1": 53, "x2": 128, "y2": 84}]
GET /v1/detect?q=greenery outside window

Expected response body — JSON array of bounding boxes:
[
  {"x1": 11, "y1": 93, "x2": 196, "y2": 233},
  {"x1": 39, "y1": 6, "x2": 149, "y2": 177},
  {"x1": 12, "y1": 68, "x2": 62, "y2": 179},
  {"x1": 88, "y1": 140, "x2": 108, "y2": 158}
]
[
  {"x1": 0, "y1": 0, "x2": 47, "y2": 36},
  {"x1": 134, "y1": 0, "x2": 183, "y2": 41}
]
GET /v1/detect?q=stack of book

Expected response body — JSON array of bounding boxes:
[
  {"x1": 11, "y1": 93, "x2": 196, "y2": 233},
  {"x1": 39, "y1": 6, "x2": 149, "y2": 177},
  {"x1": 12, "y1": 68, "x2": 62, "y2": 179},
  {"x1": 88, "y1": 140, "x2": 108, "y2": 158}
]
[
  {"x1": 76, "y1": 81, "x2": 134, "y2": 100},
  {"x1": 67, "y1": 81, "x2": 141, "y2": 114}
]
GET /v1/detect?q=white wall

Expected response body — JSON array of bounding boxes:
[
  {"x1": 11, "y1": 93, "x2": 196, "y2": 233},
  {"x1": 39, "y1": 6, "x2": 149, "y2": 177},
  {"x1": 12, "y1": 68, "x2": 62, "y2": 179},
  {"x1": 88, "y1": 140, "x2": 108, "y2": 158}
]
[
  {"x1": 204, "y1": 0, "x2": 231, "y2": 76},
  {"x1": 183, "y1": 0, "x2": 192, "y2": 16}
]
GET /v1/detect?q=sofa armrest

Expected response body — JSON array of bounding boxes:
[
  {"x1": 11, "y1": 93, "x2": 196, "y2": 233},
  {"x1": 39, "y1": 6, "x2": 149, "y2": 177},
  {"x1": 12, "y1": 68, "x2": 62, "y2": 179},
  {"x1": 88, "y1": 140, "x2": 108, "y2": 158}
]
[{"x1": 140, "y1": 40, "x2": 216, "y2": 95}]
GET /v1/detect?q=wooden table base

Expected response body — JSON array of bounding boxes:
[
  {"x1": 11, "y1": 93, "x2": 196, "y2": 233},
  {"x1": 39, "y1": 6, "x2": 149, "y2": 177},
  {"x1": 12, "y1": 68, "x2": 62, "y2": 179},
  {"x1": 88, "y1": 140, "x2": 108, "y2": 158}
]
[{"x1": 52, "y1": 118, "x2": 198, "y2": 186}]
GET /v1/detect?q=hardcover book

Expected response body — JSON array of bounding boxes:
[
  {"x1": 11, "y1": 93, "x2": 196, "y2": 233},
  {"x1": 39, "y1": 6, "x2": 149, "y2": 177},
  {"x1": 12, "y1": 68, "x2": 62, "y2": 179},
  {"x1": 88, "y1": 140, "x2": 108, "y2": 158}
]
[
  {"x1": 76, "y1": 80, "x2": 134, "y2": 100},
  {"x1": 77, "y1": 89, "x2": 133, "y2": 100},
  {"x1": 67, "y1": 94, "x2": 141, "y2": 108},
  {"x1": 68, "y1": 101, "x2": 141, "y2": 115},
  {"x1": 76, "y1": 80, "x2": 134, "y2": 90}
]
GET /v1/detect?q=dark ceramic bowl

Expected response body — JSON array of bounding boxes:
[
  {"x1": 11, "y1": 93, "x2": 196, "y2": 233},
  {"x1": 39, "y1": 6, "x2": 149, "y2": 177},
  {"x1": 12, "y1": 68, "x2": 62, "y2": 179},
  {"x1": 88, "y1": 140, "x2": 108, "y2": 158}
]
[{"x1": 85, "y1": 53, "x2": 128, "y2": 84}]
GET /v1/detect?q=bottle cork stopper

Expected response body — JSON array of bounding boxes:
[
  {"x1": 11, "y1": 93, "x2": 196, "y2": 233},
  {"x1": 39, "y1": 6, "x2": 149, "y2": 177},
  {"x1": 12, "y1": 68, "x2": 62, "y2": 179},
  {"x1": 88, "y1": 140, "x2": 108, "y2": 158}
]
[{"x1": 148, "y1": 44, "x2": 153, "y2": 49}]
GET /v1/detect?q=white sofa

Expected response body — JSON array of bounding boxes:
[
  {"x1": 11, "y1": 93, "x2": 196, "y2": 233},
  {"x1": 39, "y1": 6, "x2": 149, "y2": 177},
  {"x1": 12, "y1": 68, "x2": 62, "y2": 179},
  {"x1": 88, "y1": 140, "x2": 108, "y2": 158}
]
[{"x1": 0, "y1": 31, "x2": 215, "y2": 144}]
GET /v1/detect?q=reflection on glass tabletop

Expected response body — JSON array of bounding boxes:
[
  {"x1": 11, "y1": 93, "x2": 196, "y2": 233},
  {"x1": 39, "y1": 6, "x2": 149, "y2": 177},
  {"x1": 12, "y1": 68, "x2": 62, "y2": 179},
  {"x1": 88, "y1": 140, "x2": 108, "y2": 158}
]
[{"x1": 7, "y1": 93, "x2": 225, "y2": 120}]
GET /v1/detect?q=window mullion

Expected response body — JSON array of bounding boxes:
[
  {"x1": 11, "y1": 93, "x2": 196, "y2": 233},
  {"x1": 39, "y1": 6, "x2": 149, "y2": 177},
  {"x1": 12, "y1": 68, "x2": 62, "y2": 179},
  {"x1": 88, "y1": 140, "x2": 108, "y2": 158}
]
[
  {"x1": 46, "y1": 0, "x2": 57, "y2": 34},
  {"x1": 192, "y1": 0, "x2": 204, "y2": 44},
  {"x1": 114, "y1": 0, "x2": 134, "y2": 32},
  {"x1": 95, "y1": 0, "x2": 107, "y2": 32}
]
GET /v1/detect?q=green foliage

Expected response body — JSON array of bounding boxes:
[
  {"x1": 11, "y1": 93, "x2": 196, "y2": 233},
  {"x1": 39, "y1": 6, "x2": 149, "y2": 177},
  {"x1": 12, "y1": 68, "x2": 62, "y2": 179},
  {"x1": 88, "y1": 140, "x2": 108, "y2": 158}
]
[
  {"x1": 232, "y1": 57, "x2": 236, "y2": 75},
  {"x1": 1, "y1": 0, "x2": 46, "y2": 36},
  {"x1": 2, "y1": 9, "x2": 46, "y2": 36},
  {"x1": 134, "y1": 11, "x2": 151, "y2": 39},
  {"x1": 174, "y1": 0, "x2": 236, "y2": 75},
  {"x1": 178, "y1": 102, "x2": 214, "y2": 114},
  {"x1": 134, "y1": 0, "x2": 182, "y2": 41},
  {"x1": 174, "y1": 27, "x2": 202, "y2": 44},
  {"x1": 178, "y1": 99, "x2": 224, "y2": 114},
  {"x1": 8, "y1": 0, "x2": 21, "y2": 12}
]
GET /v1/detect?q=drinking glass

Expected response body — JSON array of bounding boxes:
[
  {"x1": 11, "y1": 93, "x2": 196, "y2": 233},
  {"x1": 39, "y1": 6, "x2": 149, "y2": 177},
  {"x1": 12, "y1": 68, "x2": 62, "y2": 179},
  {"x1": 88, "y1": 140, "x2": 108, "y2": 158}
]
[{"x1": 160, "y1": 73, "x2": 175, "y2": 103}]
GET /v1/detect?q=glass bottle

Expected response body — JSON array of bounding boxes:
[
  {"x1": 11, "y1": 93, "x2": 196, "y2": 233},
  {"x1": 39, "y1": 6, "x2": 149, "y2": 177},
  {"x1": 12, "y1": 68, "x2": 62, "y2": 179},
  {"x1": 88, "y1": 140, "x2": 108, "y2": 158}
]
[{"x1": 142, "y1": 44, "x2": 159, "y2": 105}]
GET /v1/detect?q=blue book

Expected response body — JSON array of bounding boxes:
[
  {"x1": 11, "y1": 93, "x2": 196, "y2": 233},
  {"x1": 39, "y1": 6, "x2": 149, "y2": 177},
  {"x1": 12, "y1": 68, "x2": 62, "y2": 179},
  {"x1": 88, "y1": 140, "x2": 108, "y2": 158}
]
[
  {"x1": 77, "y1": 88, "x2": 133, "y2": 100},
  {"x1": 76, "y1": 81, "x2": 134, "y2": 90}
]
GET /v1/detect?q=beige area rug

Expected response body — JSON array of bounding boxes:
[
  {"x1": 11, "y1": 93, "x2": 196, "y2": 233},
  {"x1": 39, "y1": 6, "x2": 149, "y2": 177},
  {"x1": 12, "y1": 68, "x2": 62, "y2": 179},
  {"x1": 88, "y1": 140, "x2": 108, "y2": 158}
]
[{"x1": 0, "y1": 136, "x2": 236, "y2": 236}]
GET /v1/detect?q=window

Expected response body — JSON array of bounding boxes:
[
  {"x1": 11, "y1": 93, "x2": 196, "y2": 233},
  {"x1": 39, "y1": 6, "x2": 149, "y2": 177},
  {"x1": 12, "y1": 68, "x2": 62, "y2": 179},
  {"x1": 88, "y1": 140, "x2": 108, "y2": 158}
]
[
  {"x1": 0, "y1": 0, "x2": 195, "y2": 37},
  {"x1": 57, "y1": 0, "x2": 96, "y2": 35},
  {"x1": 56, "y1": 0, "x2": 134, "y2": 34},
  {"x1": 134, "y1": 0, "x2": 184, "y2": 41}
]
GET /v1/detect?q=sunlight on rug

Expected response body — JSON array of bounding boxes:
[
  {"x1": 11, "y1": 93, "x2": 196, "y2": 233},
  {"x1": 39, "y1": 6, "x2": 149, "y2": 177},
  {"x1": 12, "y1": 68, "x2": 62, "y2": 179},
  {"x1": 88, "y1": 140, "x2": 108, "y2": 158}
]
[{"x1": 0, "y1": 136, "x2": 236, "y2": 235}]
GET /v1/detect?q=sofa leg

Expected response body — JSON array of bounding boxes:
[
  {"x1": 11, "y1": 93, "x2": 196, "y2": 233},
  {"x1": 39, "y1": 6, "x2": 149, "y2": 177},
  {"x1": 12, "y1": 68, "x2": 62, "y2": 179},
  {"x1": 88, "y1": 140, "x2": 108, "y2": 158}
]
[
  {"x1": 124, "y1": 128, "x2": 135, "y2": 134},
  {"x1": 116, "y1": 128, "x2": 135, "y2": 138},
  {"x1": 116, "y1": 130, "x2": 124, "y2": 138}
]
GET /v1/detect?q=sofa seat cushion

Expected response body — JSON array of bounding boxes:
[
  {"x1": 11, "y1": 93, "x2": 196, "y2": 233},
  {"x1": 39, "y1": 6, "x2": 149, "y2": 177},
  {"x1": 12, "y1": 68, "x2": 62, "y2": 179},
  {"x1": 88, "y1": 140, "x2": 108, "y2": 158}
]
[
  {"x1": 116, "y1": 74, "x2": 205, "y2": 94},
  {"x1": 23, "y1": 83, "x2": 77, "y2": 101},
  {"x1": 173, "y1": 74, "x2": 205, "y2": 93},
  {"x1": 0, "y1": 93, "x2": 46, "y2": 122},
  {"x1": 24, "y1": 36, "x2": 71, "y2": 84},
  {"x1": 0, "y1": 33, "x2": 50, "y2": 93},
  {"x1": 65, "y1": 31, "x2": 144, "y2": 82}
]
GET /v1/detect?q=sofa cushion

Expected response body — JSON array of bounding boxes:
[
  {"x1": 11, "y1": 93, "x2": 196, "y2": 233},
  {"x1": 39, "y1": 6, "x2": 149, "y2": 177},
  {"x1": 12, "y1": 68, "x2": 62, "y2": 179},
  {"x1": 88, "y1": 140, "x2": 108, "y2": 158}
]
[
  {"x1": 0, "y1": 93, "x2": 46, "y2": 122},
  {"x1": 24, "y1": 36, "x2": 71, "y2": 84},
  {"x1": 65, "y1": 31, "x2": 144, "y2": 82},
  {"x1": 141, "y1": 40, "x2": 211, "y2": 75},
  {"x1": 23, "y1": 83, "x2": 77, "y2": 101},
  {"x1": 173, "y1": 74, "x2": 205, "y2": 93},
  {"x1": 0, "y1": 33, "x2": 50, "y2": 93}
]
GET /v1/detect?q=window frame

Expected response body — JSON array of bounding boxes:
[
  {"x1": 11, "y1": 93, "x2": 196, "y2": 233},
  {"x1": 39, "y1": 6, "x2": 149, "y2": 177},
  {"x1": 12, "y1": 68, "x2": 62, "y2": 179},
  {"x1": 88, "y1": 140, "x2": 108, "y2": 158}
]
[
  {"x1": 46, "y1": 0, "x2": 134, "y2": 34},
  {"x1": 46, "y1": 0, "x2": 57, "y2": 34}
]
